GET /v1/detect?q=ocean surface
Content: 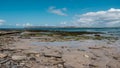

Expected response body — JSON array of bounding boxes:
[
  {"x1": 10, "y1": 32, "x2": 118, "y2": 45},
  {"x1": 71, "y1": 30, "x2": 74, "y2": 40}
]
[
  {"x1": 25, "y1": 27, "x2": 120, "y2": 36},
  {"x1": 25, "y1": 27, "x2": 120, "y2": 32},
  {"x1": 0, "y1": 27, "x2": 120, "y2": 36}
]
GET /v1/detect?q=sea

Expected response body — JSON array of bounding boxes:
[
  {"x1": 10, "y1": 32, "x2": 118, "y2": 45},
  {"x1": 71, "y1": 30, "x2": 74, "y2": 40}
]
[
  {"x1": 25, "y1": 27, "x2": 120, "y2": 36},
  {"x1": 0, "y1": 27, "x2": 120, "y2": 36}
]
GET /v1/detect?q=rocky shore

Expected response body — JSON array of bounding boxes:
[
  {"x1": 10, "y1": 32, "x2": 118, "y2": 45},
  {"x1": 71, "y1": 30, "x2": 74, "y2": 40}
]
[{"x1": 0, "y1": 31, "x2": 120, "y2": 68}]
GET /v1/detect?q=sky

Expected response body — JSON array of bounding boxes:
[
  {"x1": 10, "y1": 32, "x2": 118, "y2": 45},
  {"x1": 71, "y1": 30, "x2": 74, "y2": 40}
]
[{"x1": 0, "y1": 0, "x2": 120, "y2": 27}]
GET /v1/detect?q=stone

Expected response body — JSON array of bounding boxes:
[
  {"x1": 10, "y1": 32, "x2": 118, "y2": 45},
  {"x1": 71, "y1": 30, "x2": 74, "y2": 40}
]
[
  {"x1": 89, "y1": 64, "x2": 98, "y2": 67},
  {"x1": 57, "y1": 64, "x2": 64, "y2": 68},
  {"x1": 44, "y1": 53, "x2": 62, "y2": 58},
  {"x1": 29, "y1": 57, "x2": 36, "y2": 61},
  {"x1": 24, "y1": 50, "x2": 41, "y2": 58},
  {"x1": 0, "y1": 59, "x2": 10, "y2": 64},
  {"x1": 77, "y1": 49, "x2": 85, "y2": 51},
  {"x1": 20, "y1": 62, "x2": 25, "y2": 66},
  {"x1": 35, "y1": 54, "x2": 40, "y2": 57},
  {"x1": 91, "y1": 57, "x2": 97, "y2": 60},
  {"x1": 88, "y1": 47, "x2": 101, "y2": 49},
  {"x1": 84, "y1": 55, "x2": 89, "y2": 58},
  {"x1": 0, "y1": 53, "x2": 7, "y2": 58},
  {"x1": 12, "y1": 55, "x2": 27, "y2": 61}
]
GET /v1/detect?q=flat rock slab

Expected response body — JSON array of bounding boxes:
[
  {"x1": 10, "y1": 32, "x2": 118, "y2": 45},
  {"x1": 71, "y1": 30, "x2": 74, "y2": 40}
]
[
  {"x1": 44, "y1": 53, "x2": 62, "y2": 58},
  {"x1": 0, "y1": 53, "x2": 7, "y2": 58},
  {"x1": 12, "y1": 55, "x2": 27, "y2": 61}
]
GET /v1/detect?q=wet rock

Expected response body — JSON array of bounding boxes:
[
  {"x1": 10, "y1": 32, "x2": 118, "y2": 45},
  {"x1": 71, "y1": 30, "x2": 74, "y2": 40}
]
[
  {"x1": 89, "y1": 46, "x2": 111, "y2": 50},
  {"x1": 67, "y1": 49, "x2": 71, "y2": 52},
  {"x1": 29, "y1": 57, "x2": 36, "y2": 61},
  {"x1": 61, "y1": 46, "x2": 68, "y2": 49},
  {"x1": 112, "y1": 53, "x2": 120, "y2": 60},
  {"x1": 65, "y1": 65, "x2": 74, "y2": 68},
  {"x1": 89, "y1": 47, "x2": 101, "y2": 49},
  {"x1": 0, "y1": 59, "x2": 10, "y2": 64},
  {"x1": 0, "y1": 44, "x2": 4, "y2": 46},
  {"x1": 77, "y1": 49, "x2": 86, "y2": 51},
  {"x1": 12, "y1": 55, "x2": 27, "y2": 61},
  {"x1": 113, "y1": 56, "x2": 119, "y2": 60},
  {"x1": 89, "y1": 64, "x2": 98, "y2": 67},
  {"x1": 1, "y1": 48, "x2": 16, "y2": 52},
  {"x1": 91, "y1": 57, "x2": 97, "y2": 60},
  {"x1": 44, "y1": 53, "x2": 62, "y2": 58},
  {"x1": 94, "y1": 34, "x2": 101, "y2": 37}
]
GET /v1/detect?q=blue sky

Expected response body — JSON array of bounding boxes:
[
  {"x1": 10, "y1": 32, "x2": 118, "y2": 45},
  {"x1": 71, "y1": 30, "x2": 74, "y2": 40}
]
[{"x1": 0, "y1": 0, "x2": 120, "y2": 27}]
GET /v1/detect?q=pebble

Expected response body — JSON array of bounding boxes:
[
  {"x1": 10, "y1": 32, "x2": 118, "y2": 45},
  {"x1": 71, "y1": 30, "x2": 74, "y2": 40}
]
[{"x1": 84, "y1": 55, "x2": 89, "y2": 58}]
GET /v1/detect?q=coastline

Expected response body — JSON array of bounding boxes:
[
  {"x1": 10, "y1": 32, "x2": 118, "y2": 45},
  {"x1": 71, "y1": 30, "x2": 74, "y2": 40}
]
[{"x1": 0, "y1": 30, "x2": 120, "y2": 68}]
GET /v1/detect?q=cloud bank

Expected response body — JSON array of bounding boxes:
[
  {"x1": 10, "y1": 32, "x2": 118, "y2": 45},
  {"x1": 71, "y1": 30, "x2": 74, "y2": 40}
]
[
  {"x1": 48, "y1": 6, "x2": 67, "y2": 16},
  {"x1": 74, "y1": 8, "x2": 120, "y2": 27}
]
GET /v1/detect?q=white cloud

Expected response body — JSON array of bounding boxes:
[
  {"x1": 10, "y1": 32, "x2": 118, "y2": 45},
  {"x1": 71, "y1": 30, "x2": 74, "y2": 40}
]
[
  {"x1": 44, "y1": 24, "x2": 48, "y2": 26},
  {"x1": 23, "y1": 23, "x2": 32, "y2": 27},
  {"x1": 73, "y1": 8, "x2": 120, "y2": 27},
  {"x1": 62, "y1": 8, "x2": 67, "y2": 11},
  {"x1": 48, "y1": 6, "x2": 67, "y2": 16},
  {"x1": 16, "y1": 24, "x2": 21, "y2": 26},
  {"x1": 15, "y1": 23, "x2": 32, "y2": 27},
  {"x1": 0, "y1": 19, "x2": 5, "y2": 25},
  {"x1": 60, "y1": 21, "x2": 67, "y2": 25}
]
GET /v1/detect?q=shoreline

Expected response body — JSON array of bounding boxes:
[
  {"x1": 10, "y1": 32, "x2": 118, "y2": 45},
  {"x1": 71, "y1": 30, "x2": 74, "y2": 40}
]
[{"x1": 0, "y1": 31, "x2": 120, "y2": 68}]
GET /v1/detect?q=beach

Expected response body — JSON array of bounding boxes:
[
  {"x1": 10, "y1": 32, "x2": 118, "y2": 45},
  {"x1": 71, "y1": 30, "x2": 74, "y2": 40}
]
[
  {"x1": 0, "y1": 0, "x2": 120, "y2": 68},
  {"x1": 0, "y1": 30, "x2": 120, "y2": 68}
]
